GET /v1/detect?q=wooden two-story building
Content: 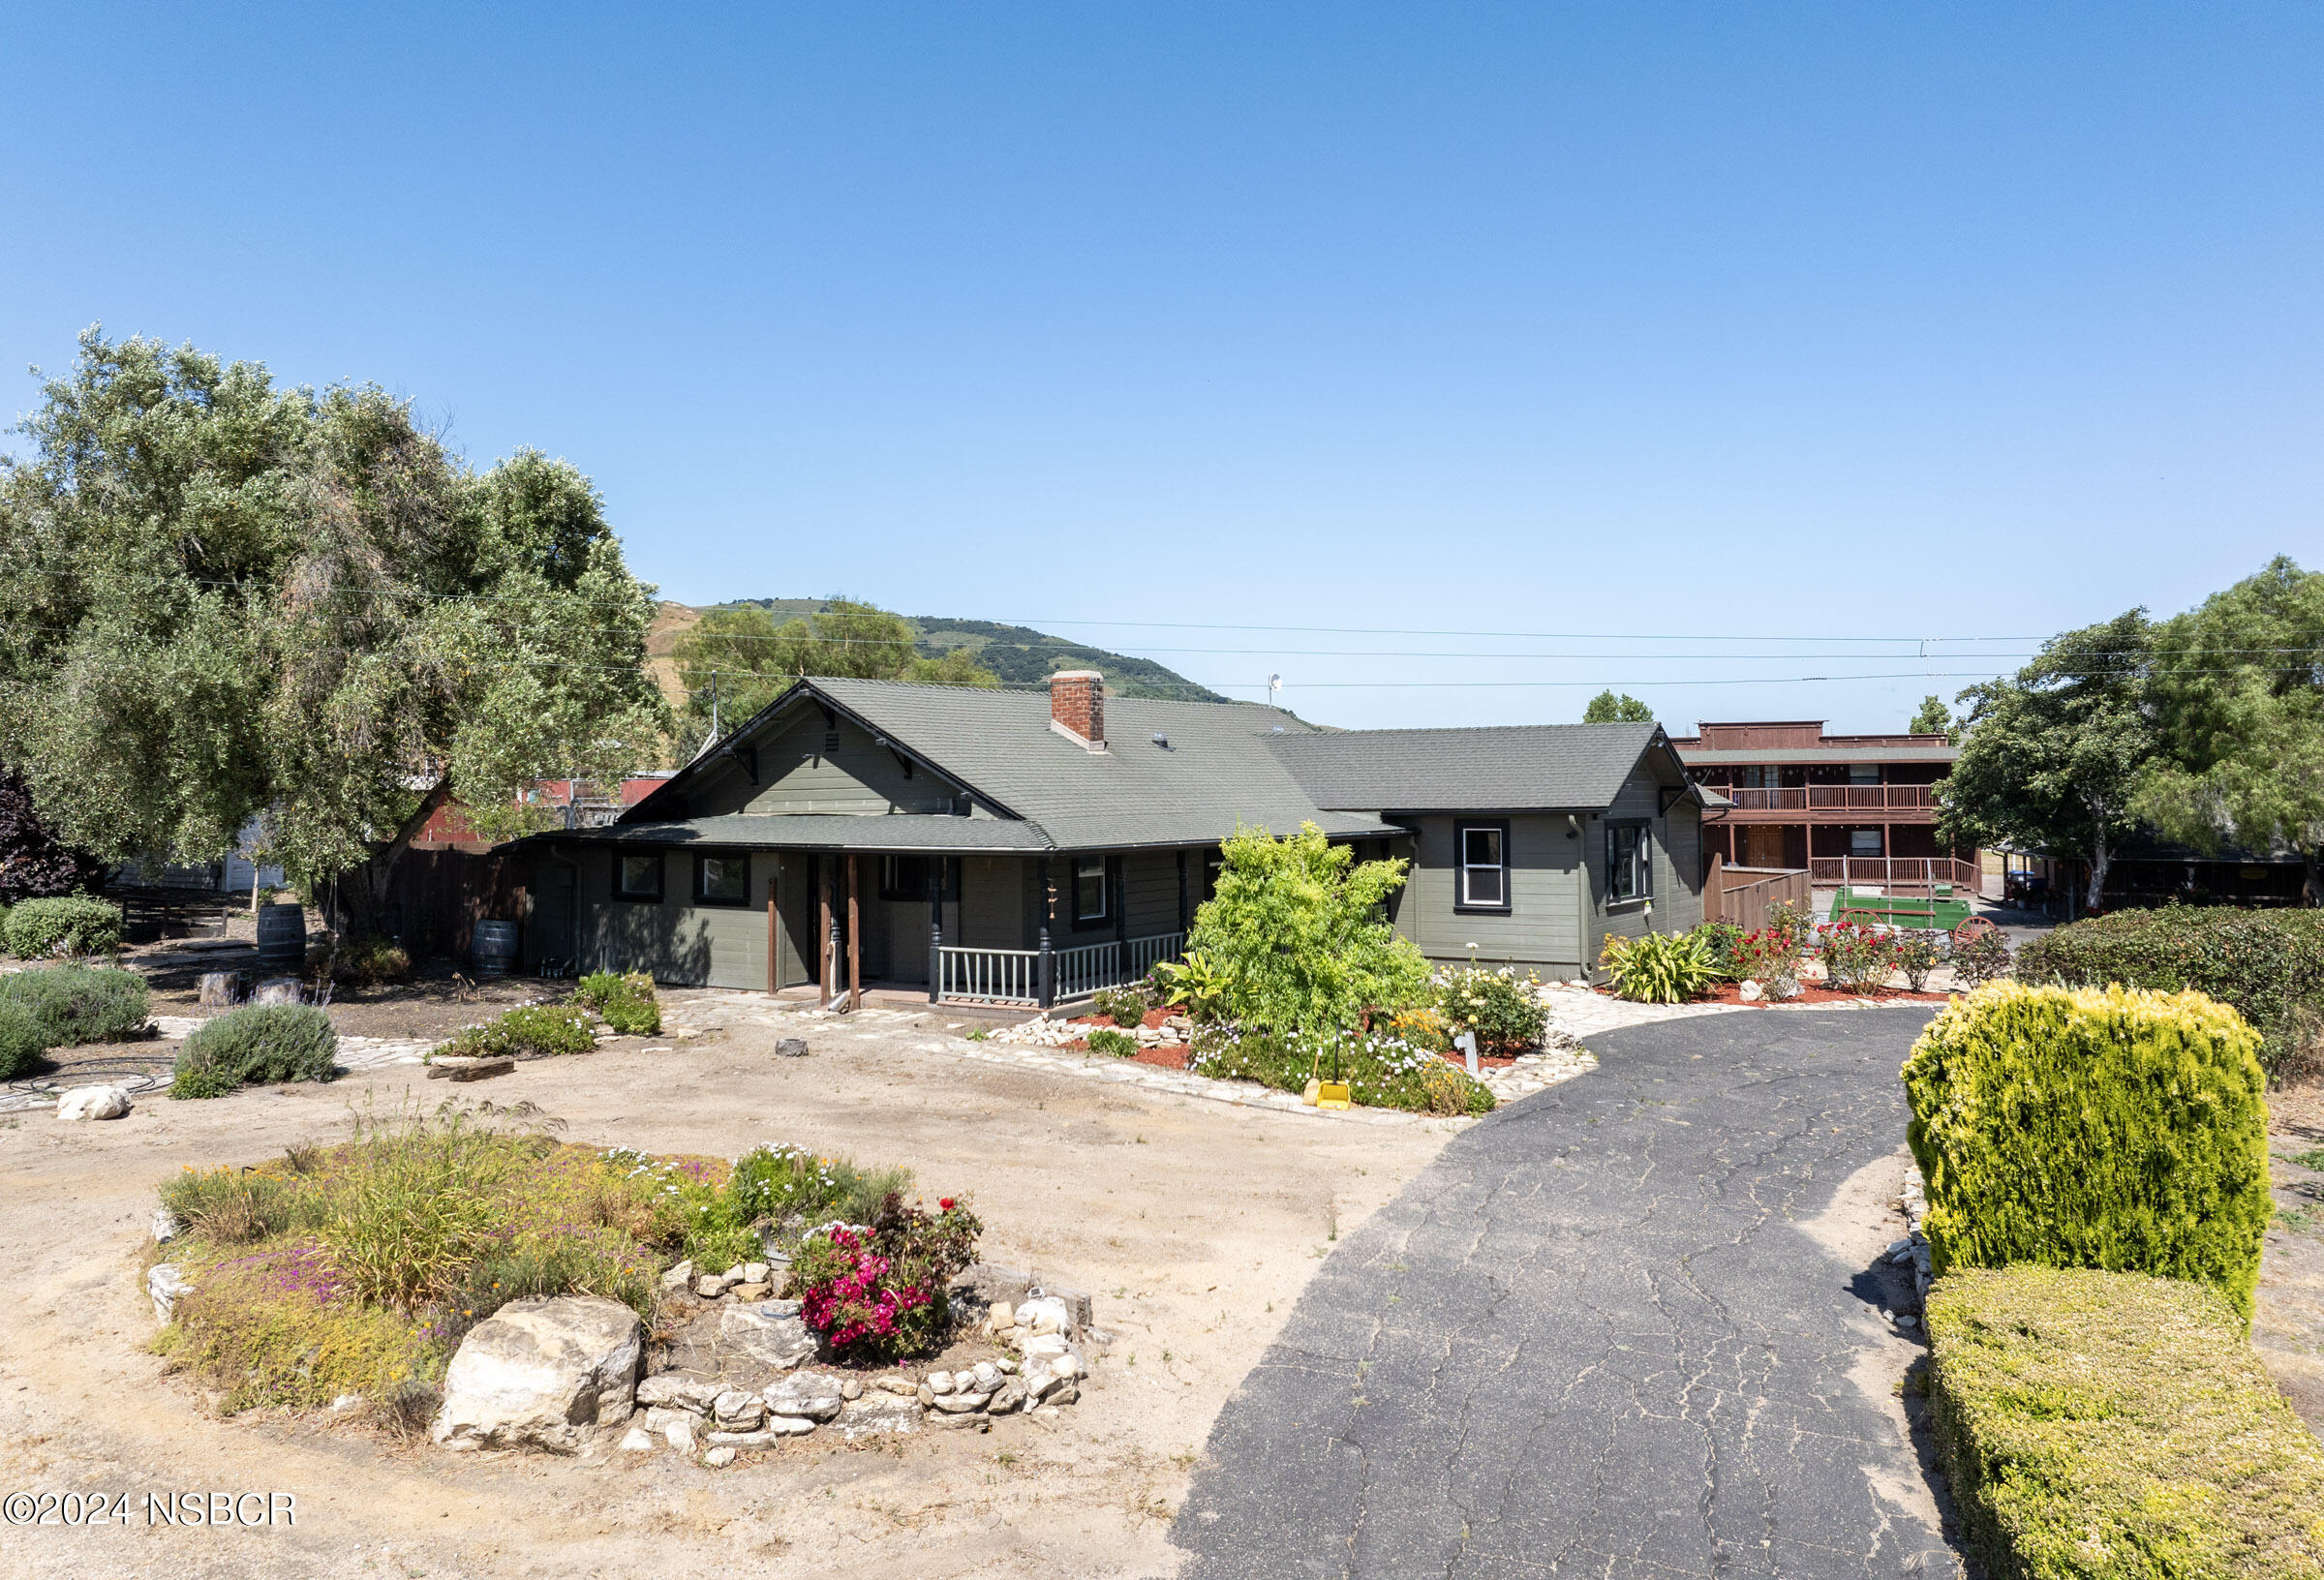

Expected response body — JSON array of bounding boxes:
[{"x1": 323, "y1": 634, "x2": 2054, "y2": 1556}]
[{"x1": 1669, "y1": 720, "x2": 1978, "y2": 895}]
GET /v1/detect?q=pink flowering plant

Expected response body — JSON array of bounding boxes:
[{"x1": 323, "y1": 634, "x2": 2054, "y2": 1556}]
[{"x1": 783, "y1": 1192, "x2": 983, "y2": 1361}]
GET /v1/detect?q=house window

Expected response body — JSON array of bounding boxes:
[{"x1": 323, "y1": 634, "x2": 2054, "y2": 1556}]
[
  {"x1": 694, "y1": 854, "x2": 749, "y2": 905},
  {"x1": 1850, "y1": 829, "x2": 1884, "y2": 858},
  {"x1": 878, "y1": 855, "x2": 956, "y2": 900},
  {"x1": 615, "y1": 853, "x2": 663, "y2": 902},
  {"x1": 1849, "y1": 763, "x2": 1881, "y2": 785},
  {"x1": 1606, "y1": 822, "x2": 1652, "y2": 902},
  {"x1": 1455, "y1": 823, "x2": 1509, "y2": 911},
  {"x1": 1074, "y1": 856, "x2": 1109, "y2": 923}
]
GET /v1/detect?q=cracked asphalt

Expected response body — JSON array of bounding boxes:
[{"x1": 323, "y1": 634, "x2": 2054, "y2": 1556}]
[{"x1": 1172, "y1": 1008, "x2": 1959, "y2": 1579}]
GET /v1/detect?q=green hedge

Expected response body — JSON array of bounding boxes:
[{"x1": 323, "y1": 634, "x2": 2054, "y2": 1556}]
[
  {"x1": 0, "y1": 999, "x2": 42, "y2": 1079},
  {"x1": 1925, "y1": 1265, "x2": 2324, "y2": 1580},
  {"x1": 1903, "y1": 981, "x2": 2273, "y2": 1320},
  {"x1": 2016, "y1": 906, "x2": 2324, "y2": 1081},
  {"x1": 0, "y1": 963, "x2": 150, "y2": 1048},
  {"x1": 172, "y1": 1005, "x2": 338, "y2": 1098},
  {"x1": 4, "y1": 896, "x2": 122, "y2": 959}
]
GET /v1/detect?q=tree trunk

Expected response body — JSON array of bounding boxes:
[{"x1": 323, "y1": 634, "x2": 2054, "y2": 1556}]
[
  {"x1": 336, "y1": 781, "x2": 454, "y2": 941},
  {"x1": 2087, "y1": 835, "x2": 2111, "y2": 913}
]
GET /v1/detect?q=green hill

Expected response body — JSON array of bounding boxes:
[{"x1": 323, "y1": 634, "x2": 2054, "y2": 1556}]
[{"x1": 725, "y1": 600, "x2": 1226, "y2": 703}]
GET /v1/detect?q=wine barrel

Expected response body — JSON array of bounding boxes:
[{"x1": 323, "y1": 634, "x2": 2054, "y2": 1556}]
[
  {"x1": 255, "y1": 902, "x2": 306, "y2": 972},
  {"x1": 472, "y1": 919, "x2": 520, "y2": 977}
]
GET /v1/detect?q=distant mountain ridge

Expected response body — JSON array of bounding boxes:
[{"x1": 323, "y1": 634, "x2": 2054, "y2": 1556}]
[{"x1": 723, "y1": 599, "x2": 1228, "y2": 702}]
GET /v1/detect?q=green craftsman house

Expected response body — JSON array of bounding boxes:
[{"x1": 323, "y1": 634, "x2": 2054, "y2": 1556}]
[{"x1": 519, "y1": 671, "x2": 1711, "y2": 1006}]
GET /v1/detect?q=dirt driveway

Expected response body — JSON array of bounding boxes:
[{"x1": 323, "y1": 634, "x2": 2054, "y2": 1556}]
[{"x1": 0, "y1": 996, "x2": 1465, "y2": 1580}]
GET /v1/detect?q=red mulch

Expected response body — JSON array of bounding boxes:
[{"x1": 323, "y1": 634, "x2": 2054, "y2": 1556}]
[
  {"x1": 1595, "y1": 982, "x2": 1954, "y2": 1008},
  {"x1": 1067, "y1": 1007, "x2": 1174, "y2": 1030}
]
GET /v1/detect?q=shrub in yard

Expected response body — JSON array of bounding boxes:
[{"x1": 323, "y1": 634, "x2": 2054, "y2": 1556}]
[
  {"x1": 1383, "y1": 1005, "x2": 1452, "y2": 1052},
  {"x1": 1086, "y1": 1026, "x2": 1138, "y2": 1056},
  {"x1": 0, "y1": 962, "x2": 149, "y2": 1048},
  {"x1": 172, "y1": 1004, "x2": 338, "y2": 1098},
  {"x1": 1091, "y1": 986, "x2": 1148, "y2": 1028},
  {"x1": 4, "y1": 895, "x2": 121, "y2": 958},
  {"x1": 1192, "y1": 1025, "x2": 1494, "y2": 1115},
  {"x1": 1815, "y1": 922, "x2": 1899, "y2": 991},
  {"x1": 330, "y1": 934, "x2": 413, "y2": 987},
  {"x1": 1924, "y1": 1264, "x2": 2324, "y2": 1580},
  {"x1": 1892, "y1": 929, "x2": 1942, "y2": 991},
  {"x1": 1950, "y1": 926, "x2": 2012, "y2": 988},
  {"x1": 2016, "y1": 905, "x2": 2324, "y2": 1082},
  {"x1": 572, "y1": 970, "x2": 659, "y2": 1035},
  {"x1": 1689, "y1": 921, "x2": 1744, "y2": 979},
  {"x1": 1599, "y1": 932, "x2": 1720, "y2": 1004},
  {"x1": 1728, "y1": 925, "x2": 1803, "y2": 986},
  {"x1": 436, "y1": 1003, "x2": 595, "y2": 1061},
  {"x1": 726, "y1": 1141, "x2": 910, "y2": 1231},
  {"x1": 1151, "y1": 949, "x2": 1228, "y2": 1022},
  {"x1": 1902, "y1": 981, "x2": 2273, "y2": 1320},
  {"x1": 783, "y1": 1193, "x2": 982, "y2": 1361},
  {"x1": 1187, "y1": 823, "x2": 1433, "y2": 1039},
  {"x1": 1438, "y1": 962, "x2": 1550, "y2": 1048},
  {"x1": 0, "y1": 998, "x2": 45, "y2": 1079}
]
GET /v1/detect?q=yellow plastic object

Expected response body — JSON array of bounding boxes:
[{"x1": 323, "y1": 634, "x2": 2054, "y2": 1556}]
[{"x1": 1315, "y1": 1081, "x2": 1352, "y2": 1110}]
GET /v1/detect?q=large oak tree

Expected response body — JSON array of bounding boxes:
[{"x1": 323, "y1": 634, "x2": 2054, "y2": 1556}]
[{"x1": 0, "y1": 329, "x2": 667, "y2": 931}]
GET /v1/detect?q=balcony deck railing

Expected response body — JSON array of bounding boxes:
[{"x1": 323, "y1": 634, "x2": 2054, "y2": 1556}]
[
  {"x1": 934, "y1": 930, "x2": 1187, "y2": 1008},
  {"x1": 1714, "y1": 785, "x2": 1936, "y2": 811},
  {"x1": 1807, "y1": 857, "x2": 1980, "y2": 894}
]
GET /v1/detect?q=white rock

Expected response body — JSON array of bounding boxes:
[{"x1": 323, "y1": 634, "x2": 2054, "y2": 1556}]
[
  {"x1": 762, "y1": 1374, "x2": 845, "y2": 1423},
  {"x1": 57, "y1": 1084, "x2": 131, "y2": 1121},
  {"x1": 248, "y1": 977, "x2": 305, "y2": 1006},
  {"x1": 833, "y1": 1395, "x2": 924, "y2": 1439},
  {"x1": 970, "y1": 1360, "x2": 1000, "y2": 1390},
  {"x1": 694, "y1": 1275, "x2": 728, "y2": 1299},
  {"x1": 665, "y1": 1417, "x2": 698, "y2": 1453},
  {"x1": 741, "y1": 1262, "x2": 769, "y2": 1284},
  {"x1": 703, "y1": 1445, "x2": 737, "y2": 1468},
  {"x1": 658, "y1": 1260, "x2": 695, "y2": 1292},
  {"x1": 719, "y1": 1300, "x2": 816, "y2": 1370},
  {"x1": 432, "y1": 1295, "x2": 644, "y2": 1453},
  {"x1": 927, "y1": 1370, "x2": 957, "y2": 1395},
  {"x1": 1019, "y1": 1296, "x2": 1071, "y2": 1336},
  {"x1": 636, "y1": 1373, "x2": 723, "y2": 1412},
  {"x1": 1021, "y1": 1333, "x2": 1069, "y2": 1361},
  {"x1": 709, "y1": 1417, "x2": 813, "y2": 1446},
  {"x1": 1050, "y1": 1353, "x2": 1081, "y2": 1381},
  {"x1": 986, "y1": 1301, "x2": 1016, "y2": 1331},
  {"x1": 713, "y1": 1389, "x2": 766, "y2": 1429},
  {"x1": 147, "y1": 1263, "x2": 193, "y2": 1323},
  {"x1": 151, "y1": 1208, "x2": 181, "y2": 1244},
  {"x1": 1737, "y1": 979, "x2": 1763, "y2": 1003},
  {"x1": 620, "y1": 1426, "x2": 657, "y2": 1452},
  {"x1": 643, "y1": 1407, "x2": 698, "y2": 1434}
]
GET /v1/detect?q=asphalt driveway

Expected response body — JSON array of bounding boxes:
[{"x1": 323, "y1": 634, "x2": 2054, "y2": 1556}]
[{"x1": 1172, "y1": 1007, "x2": 1958, "y2": 1579}]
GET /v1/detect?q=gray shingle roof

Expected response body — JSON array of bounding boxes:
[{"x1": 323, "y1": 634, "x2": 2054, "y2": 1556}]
[
  {"x1": 1268, "y1": 722, "x2": 1670, "y2": 811},
  {"x1": 553, "y1": 813, "x2": 1052, "y2": 852},
  {"x1": 763, "y1": 680, "x2": 1397, "y2": 849}
]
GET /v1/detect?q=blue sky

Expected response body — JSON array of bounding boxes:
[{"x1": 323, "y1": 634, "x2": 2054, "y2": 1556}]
[{"x1": 3, "y1": 4, "x2": 2317, "y2": 731}]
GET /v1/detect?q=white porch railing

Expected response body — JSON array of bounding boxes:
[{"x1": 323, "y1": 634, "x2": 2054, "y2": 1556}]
[
  {"x1": 935, "y1": 946, "x2": 1038, "y2": 1005},
  {"x1": 933, "y1": 930, "x2": 1186, "y2": 1008}
]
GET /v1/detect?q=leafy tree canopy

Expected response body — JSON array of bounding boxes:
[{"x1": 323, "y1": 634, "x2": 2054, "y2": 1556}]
[
  {"x1": 1910, "y1": 694, "x2": 1954, "y2": 741},
  {"x1": 1582, "y1": 690, "x2": 1655, "y2": 724},
  {"x1": 671, "y1": 596, "x2": 997, "y2": 744},
  {"x1": 1184, "y1": 822, "x2": 1432, "y2": 1039},
  {"x1": 0, "y1": 329, "x2": 667, "y2": 922},
  {"x1": 1937, "y1": 612, "x2": 2154, "y2": 909},
  {"x1": 2133, "y1": 557, "x2": 2324, "y2": 903}
]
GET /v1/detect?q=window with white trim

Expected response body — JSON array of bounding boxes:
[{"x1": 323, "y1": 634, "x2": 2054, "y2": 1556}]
[
  {"x1": 1849, "y1": 828, "x2": 1884, "y2": 857},
  {"x1": 1606, "y1": 822, "x2": 1652, "y2": 902},
  {"x1": 1073, "y1": 855, "x2": 1109, "y2": 922},
  {"x1": 1456, "y1": 823, "x2": 1509, "y2": 911}
]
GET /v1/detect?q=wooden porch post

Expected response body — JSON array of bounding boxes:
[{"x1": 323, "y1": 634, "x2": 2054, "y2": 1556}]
[
  {"x1": 817, "y1": 857, "x2": 835, "y2": 1008},
  {"x1": 927, "y1": 860, "x2": 944, "y2": 1004},
  {"x1": 776, "y1": 860, "x2": 794, "y2": 994},
  {"x1": 1036, "y1": 856, "x2": 1055, "y2": 1010},
  {"x1": 845, "y1": 854, "x2": 861, "y2": 1011}
]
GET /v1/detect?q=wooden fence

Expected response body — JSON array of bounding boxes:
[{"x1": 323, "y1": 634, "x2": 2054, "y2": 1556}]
[{"x1": 1703, "y1": 856, "x2": 1814, "y2": 931}]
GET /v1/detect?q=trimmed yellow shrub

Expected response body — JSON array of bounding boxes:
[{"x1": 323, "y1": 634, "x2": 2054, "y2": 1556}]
[
  {"x1": 1925, "y1": 1264, "x2": 2324, "y2": 1580},
  {"x1": 1902, "y1": 981, "x2": 2272, "y2": 1320}
]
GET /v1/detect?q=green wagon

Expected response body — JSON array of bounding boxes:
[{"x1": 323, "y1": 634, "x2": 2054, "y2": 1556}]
[{"x1": 1827, "y1": 885, "x2": 1974, "y2": 932}]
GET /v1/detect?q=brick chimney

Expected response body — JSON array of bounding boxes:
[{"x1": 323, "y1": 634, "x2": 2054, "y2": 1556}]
[{"x1": 1049, "y1": 670, "x2": 1106, "y2": 751}]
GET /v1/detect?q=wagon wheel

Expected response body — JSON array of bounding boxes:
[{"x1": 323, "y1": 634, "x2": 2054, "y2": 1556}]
[
  {"x1": 1952, "y1": 917, "x2": 1999, "y2": 947},
  {"x1": 1837, "y1": 909, "x2": 1883, "y2": 930}
]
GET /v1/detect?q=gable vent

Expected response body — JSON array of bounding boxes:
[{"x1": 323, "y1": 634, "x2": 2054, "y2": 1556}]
[{"x1": 822, "y1": 730, "x2": 841, "y2": 755}]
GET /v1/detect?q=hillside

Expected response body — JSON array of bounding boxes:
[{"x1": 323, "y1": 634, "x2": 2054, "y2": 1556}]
[{"x1": 646, "y1": 599, "x2": 1225, "y2": 705}]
